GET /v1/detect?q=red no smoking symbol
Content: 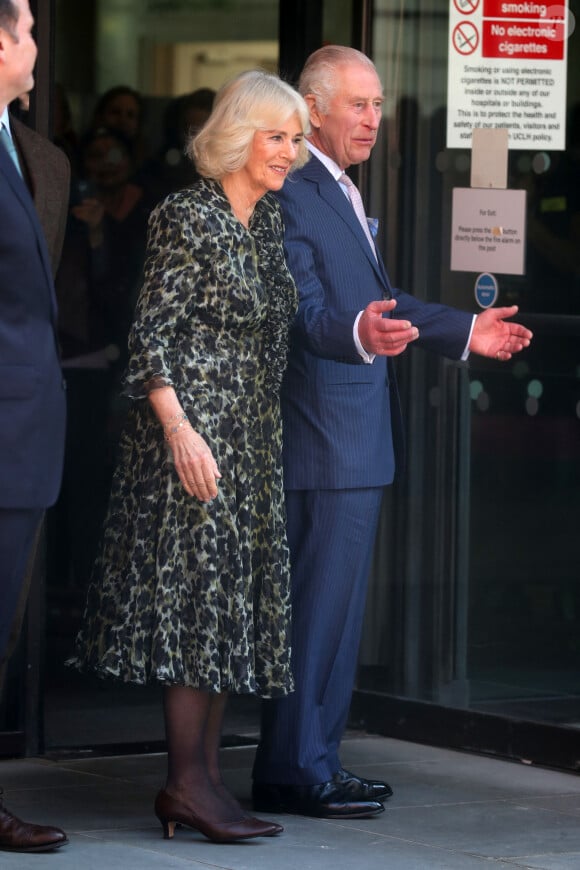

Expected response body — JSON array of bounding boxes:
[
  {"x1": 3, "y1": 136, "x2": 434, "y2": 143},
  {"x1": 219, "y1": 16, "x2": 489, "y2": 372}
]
[
  {"x1": 453, "y1": 21, "x2": 479, "y2": 54},
  {"x1": 453, "y1": 0, "x2": 480, "y2": 14}
]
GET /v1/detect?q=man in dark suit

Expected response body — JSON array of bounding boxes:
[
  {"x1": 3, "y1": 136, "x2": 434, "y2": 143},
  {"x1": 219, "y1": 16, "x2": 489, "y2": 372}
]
[
  {"x1": 252, "y1": 45, "x2": 532, "y2": 819},
  {"x1": 0, "y1": 0, "x2": 69, "y2": 852}
]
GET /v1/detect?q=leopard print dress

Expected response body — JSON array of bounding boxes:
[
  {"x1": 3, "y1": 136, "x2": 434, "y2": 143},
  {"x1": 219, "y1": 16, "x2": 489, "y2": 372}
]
[{"x1": 70, "y1": 178, "x2": 297, "y2": 697}]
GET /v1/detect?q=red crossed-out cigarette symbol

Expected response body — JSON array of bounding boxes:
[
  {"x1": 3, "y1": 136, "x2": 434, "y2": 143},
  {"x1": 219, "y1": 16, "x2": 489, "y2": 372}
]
[
  {"x1": 453, "y1": 0, "x2": 480, "y2": 14},
  {"x1": 453, "y1": 21, "x2": 479, "y2": 54}
]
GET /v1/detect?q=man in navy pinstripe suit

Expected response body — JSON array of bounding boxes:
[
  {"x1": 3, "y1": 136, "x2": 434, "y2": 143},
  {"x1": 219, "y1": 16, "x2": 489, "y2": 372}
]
[{"x1": 252, "y1": 45, "x2": 532, "y2": 819}]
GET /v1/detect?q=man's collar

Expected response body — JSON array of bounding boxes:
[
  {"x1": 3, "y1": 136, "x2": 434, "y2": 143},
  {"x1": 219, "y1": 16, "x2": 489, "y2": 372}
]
[
  {"x1": 0, "y1": 107, "x2": 11, "y2": 133},
  {"x1": 306, "y1": 140, "x2": 343, "y2": 182}
]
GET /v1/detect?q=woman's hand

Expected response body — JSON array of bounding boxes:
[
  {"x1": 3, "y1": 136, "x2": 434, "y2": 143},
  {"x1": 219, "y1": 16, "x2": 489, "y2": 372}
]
[
  {"x1": 167, "y1": 424, "x2": 221, "y2": 502},
  {"x1": 148, "y1": 386, "x2": 221, "y2": 502}
]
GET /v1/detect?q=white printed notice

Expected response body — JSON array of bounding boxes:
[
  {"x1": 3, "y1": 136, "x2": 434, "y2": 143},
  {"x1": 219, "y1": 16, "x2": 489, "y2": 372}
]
[
  {"x1": 447, "y1": 1, "x2": 569, "y2": 150},
  {"x1": 451, "y1": 188, "x2": 527, "y2": 274}
]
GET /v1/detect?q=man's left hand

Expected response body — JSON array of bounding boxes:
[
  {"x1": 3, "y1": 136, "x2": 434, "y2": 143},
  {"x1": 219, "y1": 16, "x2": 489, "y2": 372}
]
[{"x1": 469, "y1": 305, "x2": 533, "y2": 361}]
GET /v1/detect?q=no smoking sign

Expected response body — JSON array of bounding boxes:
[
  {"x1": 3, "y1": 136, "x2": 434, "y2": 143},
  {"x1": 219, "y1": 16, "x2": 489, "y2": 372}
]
[
  {"x1": 453, "y1": 0, "x2": 480, "y2": 14},
  {"x1": 452, "y1": 21, "x2": 479, "y2": 54}
]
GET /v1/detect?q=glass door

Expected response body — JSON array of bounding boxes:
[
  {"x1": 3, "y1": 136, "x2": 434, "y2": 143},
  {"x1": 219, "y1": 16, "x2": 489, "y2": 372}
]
[
  {"x1": 356, "y1": 0, "x2": 580, "y2": 766},
  {"x1": 2, "y1": 0, "x2": 354, "y2": 757},
  {"x1": 44, "y1": 0, "x2": 284, "y2": 753}
]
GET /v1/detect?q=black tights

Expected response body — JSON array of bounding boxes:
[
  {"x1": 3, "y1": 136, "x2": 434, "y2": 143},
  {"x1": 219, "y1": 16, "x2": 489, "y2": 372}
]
[{"x1": 163, "y1": 686, "x2": 243, "y2": 820}]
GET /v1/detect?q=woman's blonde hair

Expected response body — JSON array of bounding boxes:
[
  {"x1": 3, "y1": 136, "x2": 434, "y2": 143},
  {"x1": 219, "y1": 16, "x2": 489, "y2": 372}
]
[{"x1": 190, "y1": 69, "x2": 310, "y2": 179}]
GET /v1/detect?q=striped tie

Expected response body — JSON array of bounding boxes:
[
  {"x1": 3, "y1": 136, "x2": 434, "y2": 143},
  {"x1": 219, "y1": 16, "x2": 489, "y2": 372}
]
[
  {"x1": 340, "y1": 173, "x2": 376, "y2": 259},
  {"x1": 0, "y1": 124, "x2": 23, "y2": 178}
]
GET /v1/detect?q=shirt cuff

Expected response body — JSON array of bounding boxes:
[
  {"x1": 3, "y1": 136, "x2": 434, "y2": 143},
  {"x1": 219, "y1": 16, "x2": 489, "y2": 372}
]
[
  {"x1": 461, "y1": 315, "x2": 477, "y2": 361},
  {"x1": 354, "y1": 310, "x2": 376, "y2": 364}
]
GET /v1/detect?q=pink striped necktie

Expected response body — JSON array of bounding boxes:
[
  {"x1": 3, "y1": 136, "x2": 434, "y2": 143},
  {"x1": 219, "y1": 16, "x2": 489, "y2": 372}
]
[{"x1": 340, "y1": 173, "x2": 376, "y2": 260}]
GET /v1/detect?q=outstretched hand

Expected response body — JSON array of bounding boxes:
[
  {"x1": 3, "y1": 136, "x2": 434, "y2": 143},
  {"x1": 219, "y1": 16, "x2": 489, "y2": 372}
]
[
  {"x1": 469, "y1": 305, "x2": 533, "y2": 361},
  {"x1": 358, "y1": 299, "x2": 419, "y2": 356}
]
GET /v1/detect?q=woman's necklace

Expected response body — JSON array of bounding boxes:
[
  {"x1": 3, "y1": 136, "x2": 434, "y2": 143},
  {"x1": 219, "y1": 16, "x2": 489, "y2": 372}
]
[
  {"x1": 220, "y1": 178, "x2": 257, "y2": 228},
  {"x1": 232, "y1": 198, "x2": 255, "y2": 228}
]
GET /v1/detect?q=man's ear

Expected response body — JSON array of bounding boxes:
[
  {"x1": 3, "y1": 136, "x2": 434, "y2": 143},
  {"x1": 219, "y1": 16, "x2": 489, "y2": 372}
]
[{"x1": 304, "y1": 93, "x2": 322, "y2": 129}]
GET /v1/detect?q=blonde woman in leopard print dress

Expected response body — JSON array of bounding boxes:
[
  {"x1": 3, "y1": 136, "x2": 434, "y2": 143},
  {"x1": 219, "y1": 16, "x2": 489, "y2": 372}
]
[{"x1": 70, "y1": 70, "x2": 309, "y2": 844}]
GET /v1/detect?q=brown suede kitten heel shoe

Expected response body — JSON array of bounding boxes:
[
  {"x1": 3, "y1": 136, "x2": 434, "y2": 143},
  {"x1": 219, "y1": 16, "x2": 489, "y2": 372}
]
[{"x1": 154, "y1": 789, "x2": 283, "y2": 843}]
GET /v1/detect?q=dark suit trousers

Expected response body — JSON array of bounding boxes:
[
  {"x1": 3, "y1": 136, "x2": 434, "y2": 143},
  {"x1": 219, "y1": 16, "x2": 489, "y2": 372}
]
[
  {"x1": 0, "y1": 508, "x2": 43, "y2": 695},
  {"x1": 254, "y1": 487, "x2": 384, "y2": 785}
]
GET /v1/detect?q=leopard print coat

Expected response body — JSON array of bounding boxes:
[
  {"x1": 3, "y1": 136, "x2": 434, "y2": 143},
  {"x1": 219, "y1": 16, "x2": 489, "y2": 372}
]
[{"x1": 70, "y1": 178, "x2": 297, "y2": 697}]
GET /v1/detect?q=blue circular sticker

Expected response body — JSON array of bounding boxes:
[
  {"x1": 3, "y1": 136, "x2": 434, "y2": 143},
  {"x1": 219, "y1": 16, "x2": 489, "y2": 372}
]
[{"x1": 474, "y1": 272, "x2": 498, "y2": 309}]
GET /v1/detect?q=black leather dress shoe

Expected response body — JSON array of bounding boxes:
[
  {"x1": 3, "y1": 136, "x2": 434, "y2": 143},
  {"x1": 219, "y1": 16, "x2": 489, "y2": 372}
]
[
  {"x1": 334, "y1": 767, "x2": 393, "y2": 801},
  {"x1": 0, "y1": 795, "x2": 68, "y2": 853},
  {"x1": 252, "y1": 780, "x2": 385, "y2": 819}
]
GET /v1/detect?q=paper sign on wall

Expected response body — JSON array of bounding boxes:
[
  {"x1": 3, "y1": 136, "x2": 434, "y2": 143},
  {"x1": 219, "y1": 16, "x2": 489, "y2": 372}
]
[
  {"x1": 447, "y1": 1, "x2": 569, "y2": 150},
  {"x1": 451, "y1": 187, "x2": 526, "y2": 274}
]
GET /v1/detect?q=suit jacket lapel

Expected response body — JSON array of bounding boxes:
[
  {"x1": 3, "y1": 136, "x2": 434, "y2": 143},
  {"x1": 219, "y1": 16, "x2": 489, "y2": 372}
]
[
  {"x1": 12, "y1": 117, "x2": 49, "y2": 223},
  {"x1": 301, "y1": 155, "x2": 390, "y2": 287},
  {"x1": 0, "y1": 143, "x2": 58, "y2": 322}
]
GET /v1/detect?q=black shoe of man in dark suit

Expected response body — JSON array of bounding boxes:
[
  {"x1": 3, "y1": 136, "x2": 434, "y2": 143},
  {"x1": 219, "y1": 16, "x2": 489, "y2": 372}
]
[
  {"x1": 252, "y1": 779, "x2": 385, "y2": 819},
  {"x1": 333, "y1": 767, "x2": 393, "y2": 801}
]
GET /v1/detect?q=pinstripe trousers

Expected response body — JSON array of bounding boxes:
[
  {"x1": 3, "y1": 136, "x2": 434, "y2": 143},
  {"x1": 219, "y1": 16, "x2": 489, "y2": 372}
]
[{"x1": 253, "y1": 486, "x2": 384, "y2": 785}]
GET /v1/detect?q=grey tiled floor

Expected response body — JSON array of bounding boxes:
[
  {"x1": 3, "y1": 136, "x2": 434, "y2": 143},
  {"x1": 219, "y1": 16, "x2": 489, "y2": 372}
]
[{"x1": 2, "y1": 735, "x2": 580, "y2": 868}]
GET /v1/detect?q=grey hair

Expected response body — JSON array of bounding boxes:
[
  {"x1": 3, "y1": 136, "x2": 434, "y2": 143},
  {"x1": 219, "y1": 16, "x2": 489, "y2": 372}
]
[
  {"x1": 298, "y1": 45, "x2": 379, "y2": 114},
  {"x1": 0, "y1": 0, "x2": 18, "y2": 36},
  {"x1": 191, "y1": 69, "x2": 310, "y2": 180}
]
